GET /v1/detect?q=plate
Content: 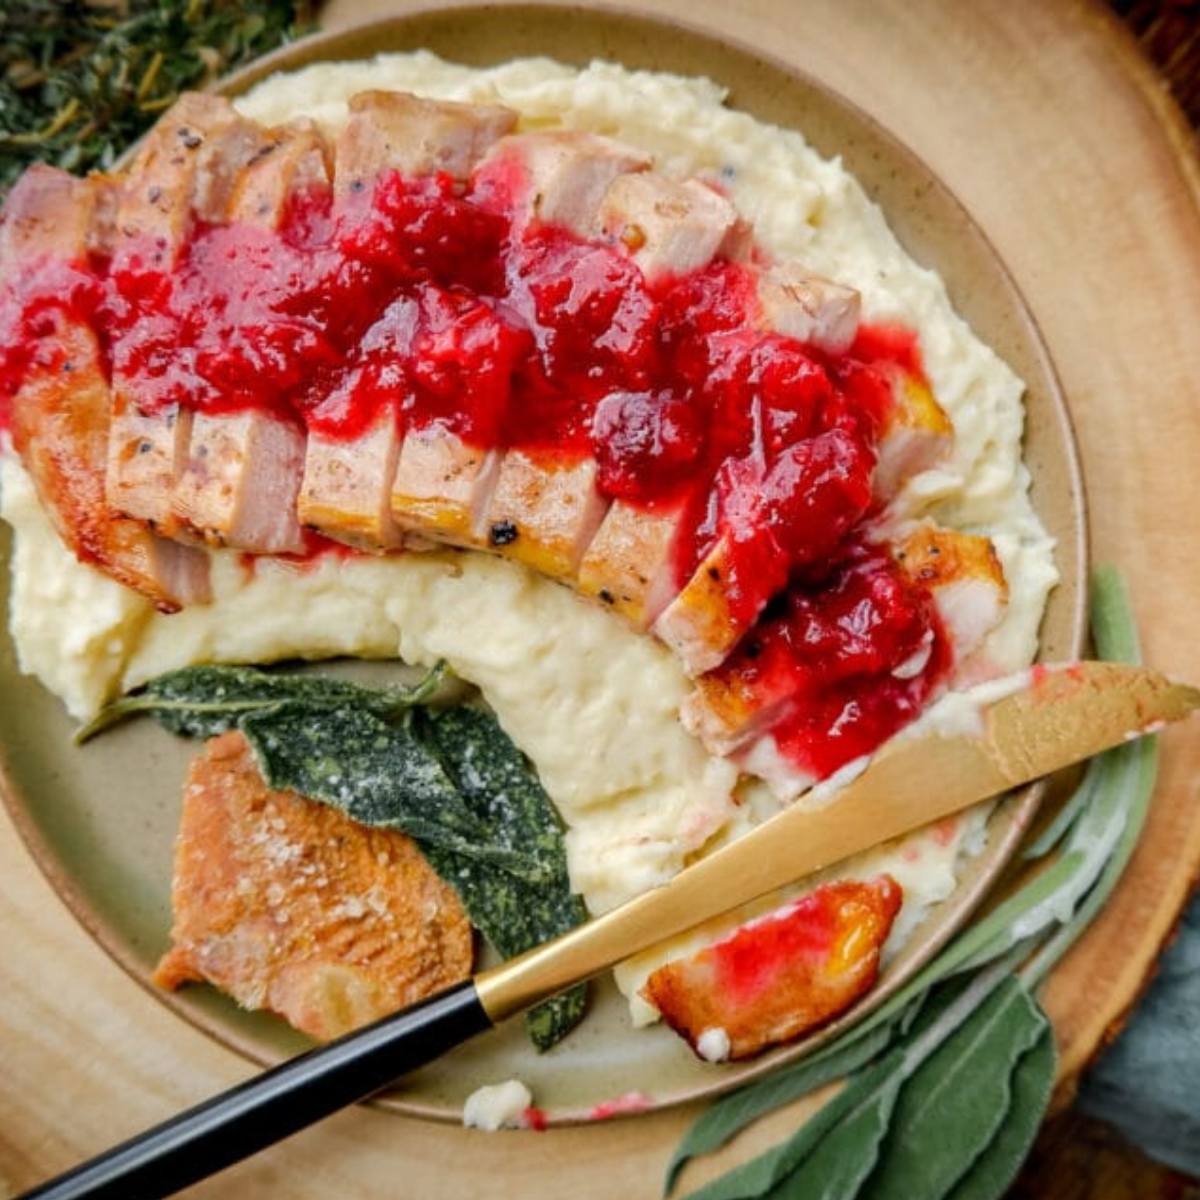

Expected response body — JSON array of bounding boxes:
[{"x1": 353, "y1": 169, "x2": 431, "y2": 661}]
[{"x1": 0, "y1": 2, "x2": 1086, "y2": 1126}]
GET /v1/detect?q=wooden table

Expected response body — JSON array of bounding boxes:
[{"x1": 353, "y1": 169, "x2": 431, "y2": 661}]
[{"x1": 3, "y1": 1, "x2": 1200, "y2": 1196}]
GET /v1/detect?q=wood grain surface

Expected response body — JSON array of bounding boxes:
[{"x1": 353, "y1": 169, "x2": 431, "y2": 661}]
[{"x1": 3, "y1": 1, "x2": 1200, "y2": 1196}]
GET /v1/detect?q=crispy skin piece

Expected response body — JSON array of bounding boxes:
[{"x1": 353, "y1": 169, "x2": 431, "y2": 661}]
[
  {"x1": 2, "y1": 166, "x2": 209, "y2": 610},
  {"x1": 642, "y1": 877, "x2": 901, "y2": 1061},
  {"x1": 155, "y1": 732, "x2": 473, "y2": 1042},
  {"x1": 107, "y1": 94, "x2": 270, "y2": 535}
]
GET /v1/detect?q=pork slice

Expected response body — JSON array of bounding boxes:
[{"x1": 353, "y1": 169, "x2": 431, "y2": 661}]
[
  {"x1": 893, "y1": 523, "x2": 1008, "y2": 666},
  {"x1": 107, "y1": 94, "x2": 271, "y2": 535},
  {"x1": 171, "y1": 123, "x2": 330, "y2": 554},
  {"x1": 643, "y1": 878, "x2": 901, "y2": 1061},
  {"x1": 3, "y1": 167, "x2": 209, "y2": 608},
  {"x1": 577, "y1": 500, "x2": 683, "y2": 629},
  {"x1": 754, "y1": 264, "x2": 861, "y2": 353},
  {"x1": 154, "y1": 732, "x2": 473, "y2": 1041},
  {"x1": 484, "y1": 451, "x2": 610, "y2": 580},
  {"x1": 172, "y1": 410, "x2": 307, "y2": 553},
  {"x1": 652, "y1": 534, "x2": 750, "y2": 676},
  {"x1": 874, "y1": 374, "x2": 954, "y2": 500},
  {"x1": 334, "y1": 90, "x2": 517, "y2": 196},
  {"x1": 10, "y1": 308, "x2": 210, "y2": 609},
  {"x1": 476, "y1": 131, "x2": 649, "y2": 235},
  {"x1": 597, "y1": 173, "x2": 744, "y2": 282},
  {"x1": 389, "y1": 424, "x2": 502, "y2": 549},
  {"x1": 299, "y1": 413, "x2": 405, "y2": 551}
]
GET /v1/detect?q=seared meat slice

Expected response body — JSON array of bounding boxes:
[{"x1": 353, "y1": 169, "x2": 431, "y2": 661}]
[
  {"x1": 753, "y1": 264, "x2": 861, "y2": 354},
  {"x1": 300, "y1": 405, "x2": 404, "y2": 550},
  {"x1": 389, "y1": 426, "x2": 501, "y2": 548},
  {"x1": 874, "y1": 374, "x2": 954, "y2": 499},
  {"x1": 577, "y1": 501, "x2": 681, "y2": 628},
  {"x1": 484, "y1": 452, "x2": 610, "y2": 580},
  {"x1": 154, "y1": 732, "x2": 473, "y2": 1042},
  {"x1": 106, "y1": 94, "x2": 269, "y2": 535},
  {"x1": 299, "y1": 93, "x2": 515, "y2": 551},
  {"x1": 643, "y1": 877, "x2": 901, "y2": 1061},
  {"x1": 334, "y1": 90, "x2": 516, "y2": 196},
  {"x1": 683, "y1": 527, "x2": 1008, "y2": 759},
  {"x1": 475, "y1": 131, "x2": 649, "y2": 235},
  {"x1": 174, "y1": 409, "x2": 308, "y2": 553},
  {"x1": 2, "y1": 167, "x2": 209, "y2": 610},
  {"x1": 173, "y1": 122, "x2": 329, "y2": 555},
  {"x1": 893, "y1": 523, "x2": 1008, "y2": 662},
  {"x1": 597, "y1": 173, "x2": 745, "y2": 282}
]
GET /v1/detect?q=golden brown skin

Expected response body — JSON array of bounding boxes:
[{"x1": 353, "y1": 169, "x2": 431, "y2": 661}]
[
  {"x1": 642, "y1": 876, "x2": 901, "y2": 1061},
  {"x1": 154, "y1": 732, "x2": 473, "y2": 1041}
]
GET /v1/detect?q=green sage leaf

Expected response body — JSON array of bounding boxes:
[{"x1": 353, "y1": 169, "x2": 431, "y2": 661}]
[
  {"x1": 942, "y1": 1025, "x2": 1056, "y2": 1200},
  {"x1": 858, "y1": 977, "x2": 1048, "y2": 1200}
]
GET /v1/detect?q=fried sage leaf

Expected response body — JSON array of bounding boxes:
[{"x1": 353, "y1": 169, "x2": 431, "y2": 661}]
[{"x1": 85, "y1": 662, "x2": 588, "y2": 1049}]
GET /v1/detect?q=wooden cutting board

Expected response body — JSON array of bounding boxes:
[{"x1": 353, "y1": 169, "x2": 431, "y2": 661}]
[{"x1": 3, "y1": 0, "x2": 1199, "y2": 1195}]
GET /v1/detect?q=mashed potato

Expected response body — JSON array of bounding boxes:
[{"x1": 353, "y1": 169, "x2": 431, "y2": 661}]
[{"x1": 0, "y1": 53, "x2": 1058, "y2": 1020}]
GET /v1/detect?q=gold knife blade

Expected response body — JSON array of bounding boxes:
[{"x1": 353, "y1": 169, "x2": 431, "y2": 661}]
[{"x1": 476, "y1": 662, "x2": 1200, "y2": 1022}]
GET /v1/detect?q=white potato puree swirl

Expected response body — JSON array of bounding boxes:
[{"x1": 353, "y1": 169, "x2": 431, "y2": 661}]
[{"x1": 0, "y1": 53, "x2": 1057, "y2": 1023}]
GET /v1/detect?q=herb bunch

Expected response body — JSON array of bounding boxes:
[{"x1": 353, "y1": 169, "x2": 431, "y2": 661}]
[
  {"x1": 668, "y1": 566, "x2": 1154, "y2": 1200},
  {"x1": 0, "y1": 0, "x2": 310, "y2": 197}
]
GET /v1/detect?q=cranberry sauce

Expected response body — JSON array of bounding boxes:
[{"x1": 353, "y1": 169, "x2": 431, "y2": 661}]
[{"x1": 0, "y1": 163, "x2": 948, "y2": 781}]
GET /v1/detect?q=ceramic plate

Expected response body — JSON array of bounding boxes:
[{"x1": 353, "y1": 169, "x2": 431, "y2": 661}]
[{"x1": 0, "y1": 3, "x2": 1086, "y2": 1125}]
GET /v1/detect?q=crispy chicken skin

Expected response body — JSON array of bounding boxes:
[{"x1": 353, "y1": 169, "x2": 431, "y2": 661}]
[
  {"x1": 2, "y1": 166, "x2": 209, "y2": 610},
  {"x1": 155, "y1": 732, "x2": 473, "y2": 1042},
  {"x1": 642, "y1": 877, "x2": 901, "y2": 1061}
]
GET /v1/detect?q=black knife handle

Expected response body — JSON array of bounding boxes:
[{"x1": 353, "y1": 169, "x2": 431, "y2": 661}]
[{"x1": 19, "y1": 980, "x2": 492, "y2": 1200}]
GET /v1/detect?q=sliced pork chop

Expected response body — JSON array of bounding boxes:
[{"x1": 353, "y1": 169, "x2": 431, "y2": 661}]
[
  {"x1": 172, "y1": 122, "x2": 328, "y2": 554},
  {"x1": 892, "y1": 522, "x2": 1009, "y2": 663},
  {"x1": 154, "y1": 732, "x2": 473, "y2": 1042},
  {"x1": 298, "y1": 92, "x2": 516, "y2": 552},
  {"x1": 577, "y1": 501, "x2": 681, "y2": 628},
  {"x1": 2, "y1": 166, "x2": 209, "y2": 610},
  {"x1": 334, "y1": 90, "x2": 516, "y2": 197},
  {"x1": 475, "y1": 130, "x2": 649, "y2": 235},
  {"x1": 597, "y1": 172, "x2": 745, "y2": 283},
  {"x1": 484, "y1": 452, "x2": 610, "y2": 581},
  {"x1": 643, "y1": 877, "x2": 901, "y2": 1061},
  {"x1": 106, "y1": 94, "x2": 270, "y2": 536},
  {"x1": 682, "y1": 526, "x2": 1008, "y2": 760}
]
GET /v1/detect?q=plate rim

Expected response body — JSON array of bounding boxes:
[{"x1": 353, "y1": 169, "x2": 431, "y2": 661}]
[{"x1": 0, "y1": 0, "x2": 1089, "y2": 1127}]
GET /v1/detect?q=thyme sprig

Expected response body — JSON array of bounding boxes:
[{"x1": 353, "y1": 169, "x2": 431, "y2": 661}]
[{"x1": 0, "y1": 0, "x2": 310, "y2": 196}]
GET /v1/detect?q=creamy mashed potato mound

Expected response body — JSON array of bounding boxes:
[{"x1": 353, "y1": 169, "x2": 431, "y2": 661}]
[{"x1": 0, "y1": 53, "x2": 1058, "y2": 1025}]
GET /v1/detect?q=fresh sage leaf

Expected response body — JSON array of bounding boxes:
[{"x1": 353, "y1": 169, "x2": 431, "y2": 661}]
[
  {"x1": 665, "y1": 1017, "x2": 903, "y2": 1194},
  {"x1": 858, "y1": 977, "x2": 1049, "y2": 1200},
  {"x1": 942, "y1": 1026, "x2": 1057, "y2": 1200}
]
